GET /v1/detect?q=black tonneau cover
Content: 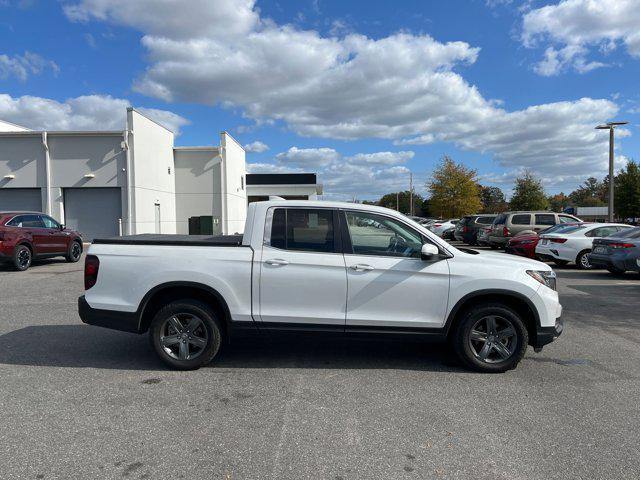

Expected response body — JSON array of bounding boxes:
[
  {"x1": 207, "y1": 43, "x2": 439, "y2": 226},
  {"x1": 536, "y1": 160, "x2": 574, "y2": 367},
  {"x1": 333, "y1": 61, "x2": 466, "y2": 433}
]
[{"x1": 92, "y1": 234, "x2": 244, "y2": 247}]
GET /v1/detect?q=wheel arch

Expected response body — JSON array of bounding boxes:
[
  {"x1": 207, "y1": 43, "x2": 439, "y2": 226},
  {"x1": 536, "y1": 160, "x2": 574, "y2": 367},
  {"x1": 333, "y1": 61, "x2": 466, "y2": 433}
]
[
  {"x1": 15, "y1": 240, "x2": 34, "y2": 254},
  {"x1": 445, "y1": 289, "x2": 540, "y2": 345},
  {"x1": 137, "y1": 281, "x2": 232, "y2": 338}
]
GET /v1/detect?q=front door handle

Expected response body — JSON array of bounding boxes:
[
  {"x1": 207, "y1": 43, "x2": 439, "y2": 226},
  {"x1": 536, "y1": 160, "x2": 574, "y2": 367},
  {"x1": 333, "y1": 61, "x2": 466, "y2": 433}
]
[
  {"x1": 349, "y1": 264, "x2": 374, "y2": 271},
  {"x1": 265, "y1": 258, "x2": 289, "y2": 266}
]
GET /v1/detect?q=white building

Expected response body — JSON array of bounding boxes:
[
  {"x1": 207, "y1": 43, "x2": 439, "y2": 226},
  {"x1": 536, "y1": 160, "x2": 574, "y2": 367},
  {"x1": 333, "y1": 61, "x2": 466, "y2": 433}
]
[
  {"x1": 0, "y1": 109, "x2": 247, "y2": 239},
  {"x1": 0, "y1": 110, "x2": 323, "y2": 240}
]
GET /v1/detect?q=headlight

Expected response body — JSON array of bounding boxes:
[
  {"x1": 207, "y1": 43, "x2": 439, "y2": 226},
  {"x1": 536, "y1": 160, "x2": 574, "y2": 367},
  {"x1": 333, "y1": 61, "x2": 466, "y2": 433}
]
[{"x1": 526, "y1": 270, "x2": 557, "y2": 291}]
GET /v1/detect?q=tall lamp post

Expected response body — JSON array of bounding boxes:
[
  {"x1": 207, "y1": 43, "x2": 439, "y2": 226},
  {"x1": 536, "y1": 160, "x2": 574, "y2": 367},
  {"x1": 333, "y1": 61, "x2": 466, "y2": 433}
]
[{"x1": 595, "y1": 121, "x2": 628, "y2": 222}]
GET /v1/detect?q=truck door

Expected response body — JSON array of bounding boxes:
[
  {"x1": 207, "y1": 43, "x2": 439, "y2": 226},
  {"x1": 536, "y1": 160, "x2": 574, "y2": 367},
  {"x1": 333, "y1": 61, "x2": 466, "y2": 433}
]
[
  {"x1": 341, "y1": 209, "x2": 450, "y2": 330},
  {"x1": 258, "y1": 207, "x2": 347, "y2": 327}
]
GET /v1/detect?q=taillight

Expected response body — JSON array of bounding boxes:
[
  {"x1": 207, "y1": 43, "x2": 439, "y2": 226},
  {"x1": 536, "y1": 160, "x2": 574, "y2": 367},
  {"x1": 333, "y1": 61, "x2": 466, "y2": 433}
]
[
  {"x1": 549, "y1": 238, "x2": 567, "y2": 243},
  {"x1": 503, "y1": 226, "x2": 510, "y2": 236},
  {"x1": 84, "y1": 255, "x2": 100, "y2": 290},
  {"x1": 608, "y1": 242, "x2": 634, "y2": 249}
]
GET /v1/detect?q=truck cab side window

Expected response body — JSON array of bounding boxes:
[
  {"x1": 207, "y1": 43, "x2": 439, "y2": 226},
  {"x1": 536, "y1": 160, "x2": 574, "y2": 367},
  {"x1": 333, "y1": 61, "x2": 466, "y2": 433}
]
[
  {"x1": 269, "y1": 208, "x2": 335, "y2": 253},
  {"x1": 345, "y1": 211, "x2": 423, "y2": 258}
]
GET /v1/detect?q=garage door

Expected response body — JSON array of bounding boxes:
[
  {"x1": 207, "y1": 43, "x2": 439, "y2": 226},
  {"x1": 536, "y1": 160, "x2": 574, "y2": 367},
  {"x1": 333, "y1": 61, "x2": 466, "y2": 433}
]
[
  {"x1": 0, "y1": 188, "x2": 42, "y2": 211},
  {"x1": 64, "y1": 188, "x2": 121, "y2": 241}
]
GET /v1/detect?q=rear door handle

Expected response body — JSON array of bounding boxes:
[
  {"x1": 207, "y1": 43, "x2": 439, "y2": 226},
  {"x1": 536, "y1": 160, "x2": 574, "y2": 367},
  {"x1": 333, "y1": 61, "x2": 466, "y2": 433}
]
[
  {"x1": 265, "y1": 258, "x2": 289, "y2": 266},
  {"x1": 349, "y1": 264, "x2": 374, "y2": 271}
]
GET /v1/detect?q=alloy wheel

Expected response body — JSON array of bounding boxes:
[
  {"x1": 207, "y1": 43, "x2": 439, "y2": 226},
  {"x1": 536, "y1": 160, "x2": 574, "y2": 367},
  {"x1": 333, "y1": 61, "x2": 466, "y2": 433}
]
[
  {"x1": 71, "y1": 242, "x2": 82, "y2": 260},
  {"x1": 17, "y1": 248, "x2": 31, "y2": 269},
  {"x1": 159, "y1": 313, "x2": 209, "y2": 361},
  {"x1": 468, "y1": 315, "x2": 517, "y2": 363},
  {"x1": 580, "y1": 252, "x2": 592, "y2": 269}
]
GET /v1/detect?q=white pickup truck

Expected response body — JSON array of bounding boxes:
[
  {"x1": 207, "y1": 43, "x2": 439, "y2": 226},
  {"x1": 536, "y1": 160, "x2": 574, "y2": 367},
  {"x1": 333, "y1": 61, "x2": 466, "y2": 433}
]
[{"x1": 79, "y1": 200, "x2": 563, "y2": 372}]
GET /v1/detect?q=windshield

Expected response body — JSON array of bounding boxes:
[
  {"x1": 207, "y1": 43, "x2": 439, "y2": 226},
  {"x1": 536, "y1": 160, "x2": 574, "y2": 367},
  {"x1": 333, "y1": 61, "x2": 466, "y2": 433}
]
[
  {"x1": 556, "y1": 225, "x2": 587, "y2": 234},
  {"x1": 542, "y1": 223, "x2": 582, "y2": 234}
]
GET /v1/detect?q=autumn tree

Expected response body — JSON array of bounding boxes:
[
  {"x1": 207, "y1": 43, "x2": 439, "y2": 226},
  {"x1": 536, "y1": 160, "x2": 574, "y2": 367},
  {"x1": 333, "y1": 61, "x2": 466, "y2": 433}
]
[
  {"x1": 509, "y1": 171, "x2": 548, "y2": 211},
  {"x1": 547, "y1": 192, "x2": 569, "y2": 212},
  {"x1": 428, "y1": 156, "x2": 482, "y2": 218}
]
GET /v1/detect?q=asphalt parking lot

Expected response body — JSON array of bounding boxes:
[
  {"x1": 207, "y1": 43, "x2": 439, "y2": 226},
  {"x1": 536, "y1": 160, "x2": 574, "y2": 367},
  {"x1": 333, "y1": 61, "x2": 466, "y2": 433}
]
[{"x1": 1, "y1": 246, "x2": 640, "y2": 480}]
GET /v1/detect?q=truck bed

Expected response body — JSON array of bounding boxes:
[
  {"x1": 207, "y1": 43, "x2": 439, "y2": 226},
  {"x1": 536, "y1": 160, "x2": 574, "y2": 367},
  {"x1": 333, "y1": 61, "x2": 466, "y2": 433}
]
[{"x1": 92, "y1": 234, "x2": 244, "y2": 247}]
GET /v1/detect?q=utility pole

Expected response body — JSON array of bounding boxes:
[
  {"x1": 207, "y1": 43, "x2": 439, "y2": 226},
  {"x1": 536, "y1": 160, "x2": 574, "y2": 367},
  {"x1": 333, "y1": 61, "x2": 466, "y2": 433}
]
[
  {"x1": 409, "y1": 172, "x2": 413, "y2": 216},
  {"x1": 596, "y1": 121, "x2": 628, "y2": 222}
]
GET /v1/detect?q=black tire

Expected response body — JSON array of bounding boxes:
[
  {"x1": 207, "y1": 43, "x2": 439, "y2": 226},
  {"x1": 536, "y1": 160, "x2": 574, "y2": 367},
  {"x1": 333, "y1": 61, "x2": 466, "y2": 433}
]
[
  {"x1": 607, "y1": 266, "x2": 626, "y2": 275},
  {"x1": 490, "y1": 245, "x2": 500, "y2": 250},
  {"x1": 13, "y1": 244, "x2": 32, "y2": 271},
  {"x1": 66, "y1": 240, "x2": 83, "y2": 263},
  {"x1": 452, "y1": 303, "x2": 528, "y2": 373},
  {"x1": 576, "y1": 250, "x2": 593, "y2": 270},
  {"x1": 553, "y1": 260, "x2": 569, "y2": 267},
  {"x1": 149, "y1": 300, "x2": 222, "y2": 370}
]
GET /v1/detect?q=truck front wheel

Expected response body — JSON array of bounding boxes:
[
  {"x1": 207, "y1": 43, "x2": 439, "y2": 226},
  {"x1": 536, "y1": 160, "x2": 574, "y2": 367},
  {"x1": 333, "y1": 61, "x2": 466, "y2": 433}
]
[
  {"x1": 149, "y1": 300, "x2": 222, "y2": 370},
  {"x1": 452, "y1": 303, "x2": 528, "y2": 373}
]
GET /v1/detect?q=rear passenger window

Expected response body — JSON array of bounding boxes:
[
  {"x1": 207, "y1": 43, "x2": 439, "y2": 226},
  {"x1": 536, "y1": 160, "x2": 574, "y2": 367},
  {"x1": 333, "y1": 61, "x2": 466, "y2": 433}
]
[
  {"x1": 268, "y1": 208, "x2": 335, "y2": 253},
  {"x1": 535, "y1": 214, "x2": 556, "y2": 226},
  {"x1": 8, "y1": 214, "x2": 44, "y2": 228},
  {"x1": 511, "y1": 215, "x2": 531, "y2": 225}
]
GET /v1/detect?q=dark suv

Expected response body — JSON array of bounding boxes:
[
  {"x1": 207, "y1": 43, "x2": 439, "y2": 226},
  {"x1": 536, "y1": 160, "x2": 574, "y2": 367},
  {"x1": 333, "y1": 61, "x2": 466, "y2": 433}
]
[
  {"x1": 0, "y1": 211, "x2": 83, "y2": 271},
  {"x1": 454, "y1": 214, "x2": 497, "y2": 245}
]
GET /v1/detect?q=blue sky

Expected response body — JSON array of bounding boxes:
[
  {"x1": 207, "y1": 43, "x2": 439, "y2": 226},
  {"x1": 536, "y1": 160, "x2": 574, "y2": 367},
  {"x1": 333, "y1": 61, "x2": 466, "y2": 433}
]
[{"x1": 1, "y1": 0, "x2": 639, "y2": 200}]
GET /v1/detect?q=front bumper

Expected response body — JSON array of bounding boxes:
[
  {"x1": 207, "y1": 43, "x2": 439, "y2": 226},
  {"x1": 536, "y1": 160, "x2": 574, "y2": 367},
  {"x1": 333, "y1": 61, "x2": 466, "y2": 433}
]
[
  {"x1": 78, "y1": 295, "x2": 141, "y2": 333},
  {"x1": 505, "y1": 244, "x2": 536, "y2": 259},
  {"x1": 535, "y1": 316, "x2": 564, "y2": 349},
  {"x1": 488, "y1": 235, "x2": 509, "y2": 247}
]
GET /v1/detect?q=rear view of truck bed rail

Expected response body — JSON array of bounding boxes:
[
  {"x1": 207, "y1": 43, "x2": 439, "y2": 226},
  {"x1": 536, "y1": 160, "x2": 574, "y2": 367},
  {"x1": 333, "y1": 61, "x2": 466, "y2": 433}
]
[{"x1": 92, "y1": 234, "x2": 244, "y2": 247}]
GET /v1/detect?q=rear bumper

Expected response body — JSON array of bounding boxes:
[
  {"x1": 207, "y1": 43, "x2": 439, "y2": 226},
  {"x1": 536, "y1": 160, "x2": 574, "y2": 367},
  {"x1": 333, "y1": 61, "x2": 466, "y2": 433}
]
[
  {"x1": 78, "y1": 295, "x2": 141, "y2": 333},
  {"x1": 505, "y1": 244, "x2": 536, "y2": 258},
  {"x1": 589, "y1": 253, "x2": 640, "y2": 272}
]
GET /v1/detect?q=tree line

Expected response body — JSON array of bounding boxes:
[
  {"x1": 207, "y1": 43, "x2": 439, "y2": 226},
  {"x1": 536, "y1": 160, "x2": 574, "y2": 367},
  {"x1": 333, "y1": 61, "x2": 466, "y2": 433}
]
[{"x1": 368, "y1": 156, "x2": 640, "y2": 220}]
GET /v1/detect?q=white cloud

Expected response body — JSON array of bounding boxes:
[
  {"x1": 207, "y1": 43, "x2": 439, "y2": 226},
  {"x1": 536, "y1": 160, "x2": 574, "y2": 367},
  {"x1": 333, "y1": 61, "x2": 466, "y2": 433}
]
[
  {"x1": 275, "y1": 147, "x2": 340, "y2": 168},
  {"x1": 243, "y1": 140, "x2": 269, "y2": 153},
  {"x1": 0, "y1": 93, "x2": 189, "y2": 134},
  {"x1": 63, "y1": 0, "x2": 621, "y2": 187},
  {"x1": 250, "y1": 147, "x2": 415, "y2": 199},
  {"x1": 0, "y1": 51, "x2": 59, "y2": 81},
  {"x1": 522, "y1": 0, "x2": 640, "y2": 75}
]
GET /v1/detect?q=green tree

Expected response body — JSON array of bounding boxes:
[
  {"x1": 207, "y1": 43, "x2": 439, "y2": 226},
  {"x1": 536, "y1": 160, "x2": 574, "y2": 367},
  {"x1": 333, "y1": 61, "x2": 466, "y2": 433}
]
[
  {"x1": 428, "y1": 156, "x2": 482, "y2": 218},
  {"x1": 479, "y1": 185, "x2": 508, "y2": 213},
  {"x1": 547, "y1": 192, "x2": 569, "y2": 212},
  {"x1": 614, "y1": 160, "x2": 640, "y2": 220},
  {"x1": 509, "y1": 171, "x2": 548, "y2": 211},
  {"x1": 569, "y1": 177, "x2": 607, "y2": 206},
  {"x1": 378, "y1": 191, "x2": 425, "y2": 216}
]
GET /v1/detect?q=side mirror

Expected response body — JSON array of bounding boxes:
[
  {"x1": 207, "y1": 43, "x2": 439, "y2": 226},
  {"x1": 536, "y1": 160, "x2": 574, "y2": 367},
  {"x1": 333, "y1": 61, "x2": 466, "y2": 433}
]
[
  {"x1": 421, "y1": 243, "x2": 439, "y2": 260},
  {"x1": 59, "y1": 224, "x2": 65, "y2": 230}
]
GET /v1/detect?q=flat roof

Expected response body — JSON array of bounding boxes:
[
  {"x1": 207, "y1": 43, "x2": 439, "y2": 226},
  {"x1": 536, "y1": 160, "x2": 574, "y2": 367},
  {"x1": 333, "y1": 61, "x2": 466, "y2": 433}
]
[{"x1": 246, "y1": 173, "x2": 317, "y2": 186}]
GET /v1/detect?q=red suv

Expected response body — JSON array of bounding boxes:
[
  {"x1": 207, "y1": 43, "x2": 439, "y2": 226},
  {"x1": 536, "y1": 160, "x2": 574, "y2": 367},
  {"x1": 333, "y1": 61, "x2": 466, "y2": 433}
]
[{"x1": 0, "y1": 211, "x2": 83, "y2": 271}]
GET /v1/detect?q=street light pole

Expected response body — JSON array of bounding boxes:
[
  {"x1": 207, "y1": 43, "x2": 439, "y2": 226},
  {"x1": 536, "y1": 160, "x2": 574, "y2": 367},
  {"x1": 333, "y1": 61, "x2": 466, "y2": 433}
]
[{"x1": 596, "y1": 121, "x2": 628, "y2": 222}]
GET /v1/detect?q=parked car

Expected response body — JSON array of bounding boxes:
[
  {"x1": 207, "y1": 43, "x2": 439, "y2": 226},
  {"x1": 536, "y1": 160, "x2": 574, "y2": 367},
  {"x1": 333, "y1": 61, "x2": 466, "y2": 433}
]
[
  {"x1": 477, "y1": 226, "x2": 492, "y2": 246},
  {"x1": 428, "y1": 219, "x2": 459, "y2": 237},
  {"x1": 0, "y1": 211, "x2": 83, "y2": 271},
  {"x1": 489, "y1": 212, "x2": 581, "y2": 249},
  {"x1": 454, "y1": 214, "x2": 498, "y2": 245},
  {"x1": 589, "y1": 227, "x2": 640, "y2": 275},
  {"x1": 505, "y1": 223, "x2": 586, "y2": 259},
  {"x1": 79, "y1": 200, "x2": 563, "y2": 373},
  {"x1": 441, "y1": 225, "x2": 456, "y2": 240},
  {"x1": 535, "y1": 223, "x2": 633, "y2": 269}
]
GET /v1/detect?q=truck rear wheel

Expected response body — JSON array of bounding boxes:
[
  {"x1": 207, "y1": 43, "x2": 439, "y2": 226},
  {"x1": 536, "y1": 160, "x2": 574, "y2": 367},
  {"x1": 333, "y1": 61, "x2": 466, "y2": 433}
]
[
  {"x1": 149, "y1": 300, "x2": 222, "y2": 370},
  {"x1": 452, "y1": 303, "x2": 528, "y2": 373}
]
